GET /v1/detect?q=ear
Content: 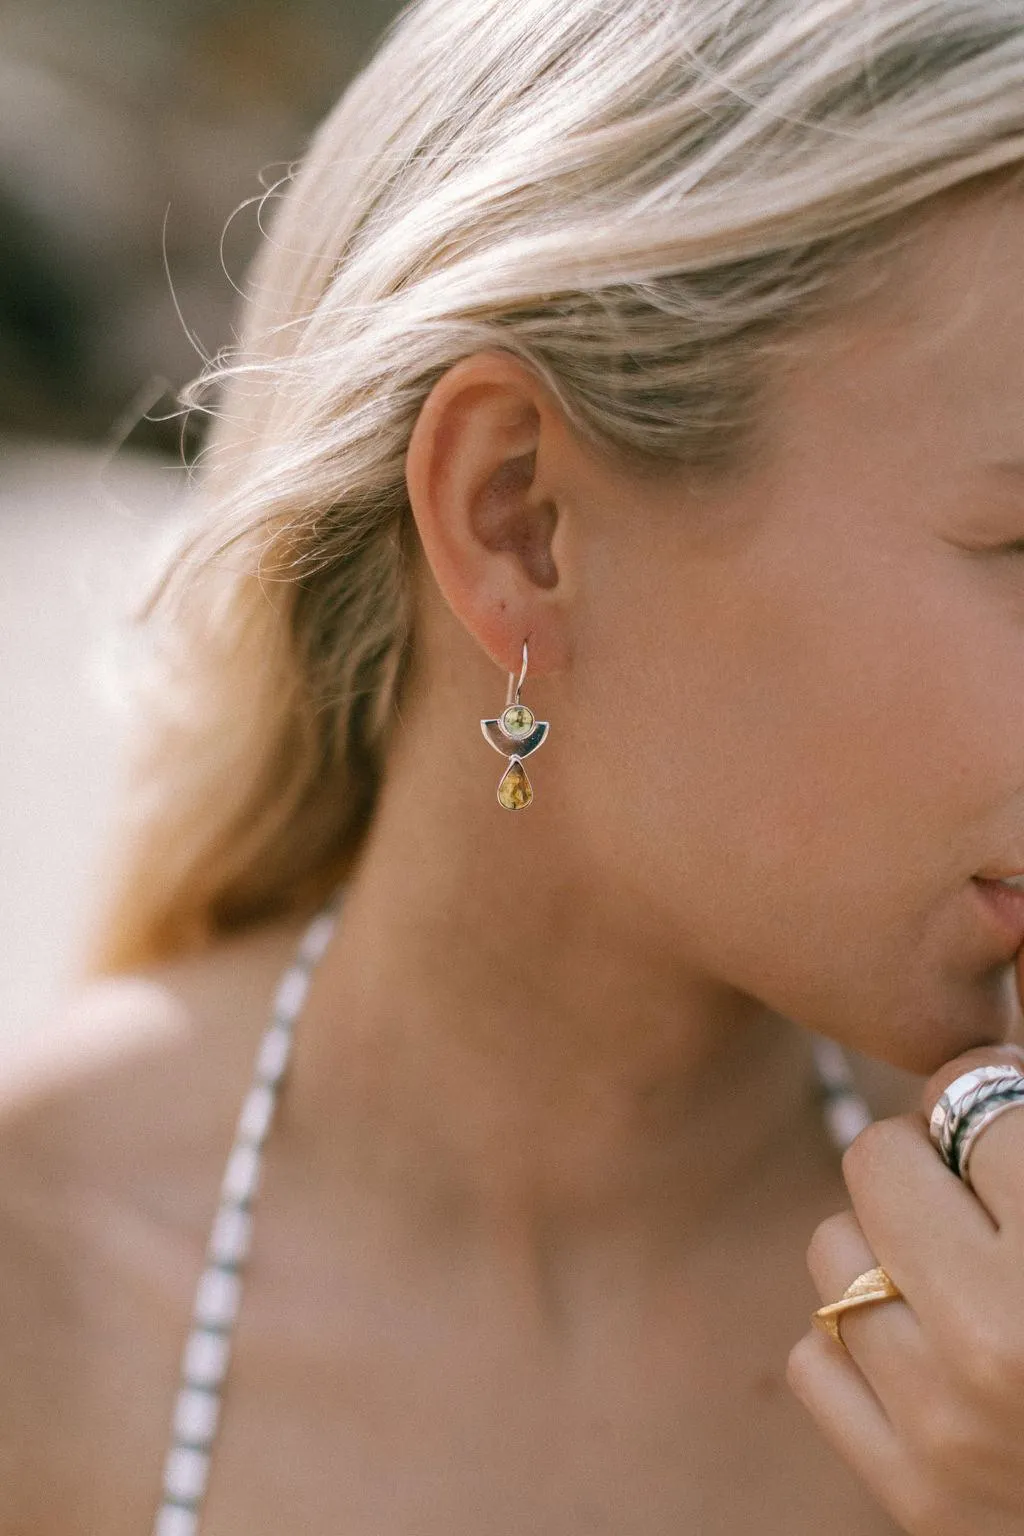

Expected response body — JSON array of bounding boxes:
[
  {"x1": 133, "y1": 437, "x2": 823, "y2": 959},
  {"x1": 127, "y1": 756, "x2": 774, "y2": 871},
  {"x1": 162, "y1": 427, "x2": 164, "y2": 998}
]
[{"x1": 404, "y1": 349, "x2": 574, "y2": 677}]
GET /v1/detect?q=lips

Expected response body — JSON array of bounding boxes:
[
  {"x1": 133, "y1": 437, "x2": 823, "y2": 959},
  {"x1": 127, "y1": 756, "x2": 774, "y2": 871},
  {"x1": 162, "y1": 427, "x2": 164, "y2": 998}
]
[{"x1": 971, "y1": 876, "x2": 1024, "y2": 953}]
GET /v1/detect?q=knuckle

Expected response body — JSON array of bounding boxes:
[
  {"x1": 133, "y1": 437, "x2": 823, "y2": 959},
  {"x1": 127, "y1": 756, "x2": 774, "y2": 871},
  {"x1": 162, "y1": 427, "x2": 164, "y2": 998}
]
[
  {"x1": 804, "y1": 1210, "x2": 854, "y2": 1276},
  {"x1": 840, "y1": 1116, "x2": 896, "y2": 1189},
  {"x1": 785, "y1": 1332, "x2": 819, "y2": 1397}
]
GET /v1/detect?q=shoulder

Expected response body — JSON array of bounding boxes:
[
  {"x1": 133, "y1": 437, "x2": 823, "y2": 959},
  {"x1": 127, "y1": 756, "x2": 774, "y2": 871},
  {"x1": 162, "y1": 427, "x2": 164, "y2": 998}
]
[
  {"x1": 0, "y1": 913, "x2": 308, "y2": 1534},
  {"x1": 0, "y1": 912, "x2": 309, "y2": 1243}
]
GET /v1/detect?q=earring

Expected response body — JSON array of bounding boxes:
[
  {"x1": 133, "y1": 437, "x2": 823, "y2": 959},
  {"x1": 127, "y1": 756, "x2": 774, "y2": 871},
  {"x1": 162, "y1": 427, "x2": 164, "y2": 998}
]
[{"x1": 479, "y1": 638, "x2": 549, "y2": 810}]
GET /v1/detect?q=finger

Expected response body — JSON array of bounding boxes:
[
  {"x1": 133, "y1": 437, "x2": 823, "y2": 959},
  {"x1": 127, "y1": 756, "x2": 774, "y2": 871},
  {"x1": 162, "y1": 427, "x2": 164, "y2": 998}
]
[
  {"x1": 920, "y1": 1044, "x2": 1024, "y2": 1227},
  {"x1": 842, "y1": 1114, "x2": 1024, "y2": 1410},
  {"x1": 786, "y1": 1330, "x2": 916, "y2": 1531},
  {"x1": 791, "y1": 1321, "x2": 1024, "y2": 1535},
  {"x1": 804, "y1": 1215, "x2": 1024, "y2": 1514},
  {"x1": 841, "y1": 1113, "x2": 1001, "y2": 1316},
  {"x1": 805, "y1": 1210, "x2": 930, "y2": 1424}
]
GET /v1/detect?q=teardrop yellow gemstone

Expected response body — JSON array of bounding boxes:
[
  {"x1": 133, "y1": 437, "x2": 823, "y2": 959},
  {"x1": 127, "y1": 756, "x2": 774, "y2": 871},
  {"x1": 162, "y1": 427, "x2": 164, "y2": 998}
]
[{"x1": 497, "y1": 758, "x2": 533, "y2": 810}]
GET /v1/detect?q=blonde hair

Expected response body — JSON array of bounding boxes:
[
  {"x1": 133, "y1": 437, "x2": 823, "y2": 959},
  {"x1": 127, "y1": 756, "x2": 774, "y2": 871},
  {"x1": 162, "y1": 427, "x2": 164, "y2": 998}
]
[{"x1": 84, "y1": 0, "x2": 1024, "y2": 973}]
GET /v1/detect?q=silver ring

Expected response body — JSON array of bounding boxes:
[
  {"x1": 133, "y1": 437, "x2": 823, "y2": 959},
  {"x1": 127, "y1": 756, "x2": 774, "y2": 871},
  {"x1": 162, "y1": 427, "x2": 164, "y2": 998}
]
[
  {"x1": 928, "y1": 1065, "x2": 1024, "y2": 1182},
  {"x1": 929, "y1": 1066, "x2": 1023, "y2": 1161},
  {"x1": 954, "y1": 1086, "x2": 1024, "y2": 1189}
]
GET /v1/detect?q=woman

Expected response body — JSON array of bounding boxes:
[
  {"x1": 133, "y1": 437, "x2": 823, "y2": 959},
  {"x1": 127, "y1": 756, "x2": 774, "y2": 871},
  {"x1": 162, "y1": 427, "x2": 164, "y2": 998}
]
[{"x1": 5, "y1": 0, "x2": 1024, "y2": 1531}]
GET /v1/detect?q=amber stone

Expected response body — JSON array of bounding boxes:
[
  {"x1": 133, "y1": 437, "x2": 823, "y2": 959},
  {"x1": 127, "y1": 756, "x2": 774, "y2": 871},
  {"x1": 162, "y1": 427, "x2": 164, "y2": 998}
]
[
  {"x1": 497, "y1": 758, "x2": 533, "y2": 809},
  {"x1": 502, "y1": 704, "x2": 535, "y2": 738}
]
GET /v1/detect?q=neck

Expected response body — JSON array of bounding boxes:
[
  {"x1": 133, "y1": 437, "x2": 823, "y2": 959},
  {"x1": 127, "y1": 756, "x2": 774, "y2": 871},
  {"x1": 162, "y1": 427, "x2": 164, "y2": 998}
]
[{"x1": 287, "y1": 728, "x2": 827, "y2": 1261}]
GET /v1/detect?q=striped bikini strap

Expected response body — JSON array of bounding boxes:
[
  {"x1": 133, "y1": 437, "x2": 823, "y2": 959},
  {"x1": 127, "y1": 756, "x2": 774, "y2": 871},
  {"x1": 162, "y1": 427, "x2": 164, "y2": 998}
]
[{"x1": 152, "y1": 887, "x2": 345, "y2": 1536}]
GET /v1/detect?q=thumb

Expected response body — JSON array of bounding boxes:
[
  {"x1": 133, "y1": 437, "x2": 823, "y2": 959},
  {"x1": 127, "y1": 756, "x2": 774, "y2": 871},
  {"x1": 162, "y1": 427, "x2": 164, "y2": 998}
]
[
  {"x1": 917, "y1": 944, "x2": 1024, "y2": 1122},
  {"x1": 918, "y1": 950, "x2": 1024, "y2": 1119}
]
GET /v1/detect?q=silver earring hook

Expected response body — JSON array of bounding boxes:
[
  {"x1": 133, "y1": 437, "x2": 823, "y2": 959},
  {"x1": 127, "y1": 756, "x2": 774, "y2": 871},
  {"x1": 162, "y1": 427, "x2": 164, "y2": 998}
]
[{"x1": 505, "y1": 638, "x2": 529, "y2": 708}]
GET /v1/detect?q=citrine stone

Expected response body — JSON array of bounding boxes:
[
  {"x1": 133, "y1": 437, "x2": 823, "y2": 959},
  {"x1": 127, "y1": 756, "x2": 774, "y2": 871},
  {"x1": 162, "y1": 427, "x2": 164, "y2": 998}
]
[
  {"x1": 497, "y1": 758, "x2": 533, "y2": 810},
  {"x1": 502, "y1": 704, "x2": 535, "y2": 738}
]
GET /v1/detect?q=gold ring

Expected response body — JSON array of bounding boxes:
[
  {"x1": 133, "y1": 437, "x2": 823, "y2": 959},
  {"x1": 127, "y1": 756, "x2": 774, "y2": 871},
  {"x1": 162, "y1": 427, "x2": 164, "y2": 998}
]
[{"x1": 811, "y1": 1265, "x2": 903, "y2": 1351}]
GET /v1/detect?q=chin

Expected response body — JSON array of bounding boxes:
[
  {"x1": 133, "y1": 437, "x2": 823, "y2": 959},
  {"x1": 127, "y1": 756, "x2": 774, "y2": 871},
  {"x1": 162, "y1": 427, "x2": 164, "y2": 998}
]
[{"x1": 857, "y1": 967, "x2": 1020, "y2": 1077}]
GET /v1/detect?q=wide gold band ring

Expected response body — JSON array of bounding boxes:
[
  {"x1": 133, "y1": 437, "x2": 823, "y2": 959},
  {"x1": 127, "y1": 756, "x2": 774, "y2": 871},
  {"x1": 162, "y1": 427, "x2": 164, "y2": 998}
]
[{"x1": 811, "y1": 1265, "x2": 903, "y2": 1350}]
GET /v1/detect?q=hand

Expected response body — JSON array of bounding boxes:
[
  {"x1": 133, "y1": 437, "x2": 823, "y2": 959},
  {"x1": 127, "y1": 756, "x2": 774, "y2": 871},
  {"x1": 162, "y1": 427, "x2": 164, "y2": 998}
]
[{"x1": 787, "y1": 1033, "x2": 1024, "y2": 1535}]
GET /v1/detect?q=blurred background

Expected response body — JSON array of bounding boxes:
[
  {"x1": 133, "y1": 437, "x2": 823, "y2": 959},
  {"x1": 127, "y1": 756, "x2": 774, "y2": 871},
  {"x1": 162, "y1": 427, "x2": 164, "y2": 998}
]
[{"x1": 1, "y1": 0, "x2": 404, "y2": 1040}]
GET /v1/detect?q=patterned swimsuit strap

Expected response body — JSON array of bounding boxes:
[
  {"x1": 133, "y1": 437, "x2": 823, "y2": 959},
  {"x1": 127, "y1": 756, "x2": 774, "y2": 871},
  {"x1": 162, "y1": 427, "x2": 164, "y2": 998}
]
[{"x1": 152, "y1": 886, "x2": 345, "y2": 1536}]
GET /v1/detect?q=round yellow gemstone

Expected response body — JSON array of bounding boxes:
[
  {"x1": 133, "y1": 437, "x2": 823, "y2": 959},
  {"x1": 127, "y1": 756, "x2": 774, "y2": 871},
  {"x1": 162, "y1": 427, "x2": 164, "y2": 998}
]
[{"x1": 502, "y1": 704, "x2": 535, "y2": 738}]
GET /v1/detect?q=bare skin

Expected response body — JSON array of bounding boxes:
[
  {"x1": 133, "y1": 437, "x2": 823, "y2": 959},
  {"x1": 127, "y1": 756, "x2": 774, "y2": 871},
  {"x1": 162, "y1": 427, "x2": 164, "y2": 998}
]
[
  {"x1": 4, "y1": 179, "x2": 1024, "y2": 1534},
  {"x1": 0, "y1": 917, "x2": 916, "y2": 1536}
]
